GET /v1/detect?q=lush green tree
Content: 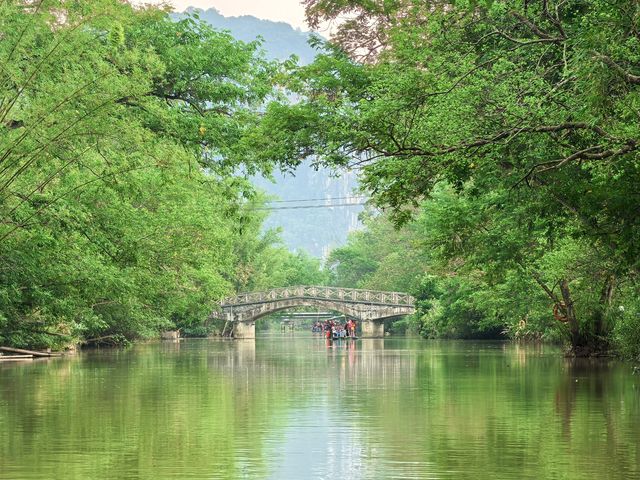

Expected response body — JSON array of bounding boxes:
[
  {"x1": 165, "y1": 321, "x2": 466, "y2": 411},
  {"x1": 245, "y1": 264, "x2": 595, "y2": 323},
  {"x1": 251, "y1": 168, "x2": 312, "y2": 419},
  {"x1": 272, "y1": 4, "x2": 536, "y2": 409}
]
[
  {"x1": 255, "y1": 0, "x2": 640, "y2": 356},
  {"x1": 328, "y1": 210, "x2": 425, "y2": 292},
  {"x1": 267, "y1": 250, "x2": 331, "y2": 287},
  {"x1": 0, "y1": 0, "x2": 311, "y2": 349}
]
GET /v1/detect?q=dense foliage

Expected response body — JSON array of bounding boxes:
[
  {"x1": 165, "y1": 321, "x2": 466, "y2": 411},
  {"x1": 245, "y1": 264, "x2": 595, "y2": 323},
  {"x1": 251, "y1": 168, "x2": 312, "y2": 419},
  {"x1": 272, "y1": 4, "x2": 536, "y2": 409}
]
[
  {"x1": 0, "y1": 0, "x2": 324, "y2": 349},
  {"x1": 4, "y1": 0, "x2": 639, "y2": 359},
  {"x1": 177, "y1": 8, "x2": 363, "y2": 259},
  {"x1": 254, "y1": 0, "x2": 640, "y2": 357}
]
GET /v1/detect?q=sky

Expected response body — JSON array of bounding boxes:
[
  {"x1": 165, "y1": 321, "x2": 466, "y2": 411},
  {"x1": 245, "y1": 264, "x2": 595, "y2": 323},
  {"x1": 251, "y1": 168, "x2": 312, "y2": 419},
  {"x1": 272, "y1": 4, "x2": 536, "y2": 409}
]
[{"x1": 132, "y1": 1, "x2": 309, "y2": 30}]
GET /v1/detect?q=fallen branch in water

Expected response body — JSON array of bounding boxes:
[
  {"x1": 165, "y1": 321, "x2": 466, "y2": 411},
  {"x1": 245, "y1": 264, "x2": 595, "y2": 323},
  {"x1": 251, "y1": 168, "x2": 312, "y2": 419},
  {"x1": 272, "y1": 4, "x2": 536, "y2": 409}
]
[
  {"x1": 0, "y1": 354, "x2": 33, "y2": 361},
  {"x1": 0, "y1": 346, "x2": 62, "y2": 357},
  {"x1": 81, "y1": 335, "x2": 122, "y2": 346}
]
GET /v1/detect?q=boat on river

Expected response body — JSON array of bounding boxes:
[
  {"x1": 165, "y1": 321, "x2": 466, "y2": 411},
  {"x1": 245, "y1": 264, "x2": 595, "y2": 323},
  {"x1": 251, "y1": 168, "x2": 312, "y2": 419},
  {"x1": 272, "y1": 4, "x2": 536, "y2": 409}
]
[{"x1": 330, "y1": 332, "x2": 358, "y2": 341}]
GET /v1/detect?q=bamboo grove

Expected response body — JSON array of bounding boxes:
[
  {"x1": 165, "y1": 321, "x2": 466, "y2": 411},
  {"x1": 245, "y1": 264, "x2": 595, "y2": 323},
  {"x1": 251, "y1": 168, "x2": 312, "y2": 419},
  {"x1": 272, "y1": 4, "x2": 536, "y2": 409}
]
[{"x1": 0, "y1": 0, "x2": 327, "y2": 349}]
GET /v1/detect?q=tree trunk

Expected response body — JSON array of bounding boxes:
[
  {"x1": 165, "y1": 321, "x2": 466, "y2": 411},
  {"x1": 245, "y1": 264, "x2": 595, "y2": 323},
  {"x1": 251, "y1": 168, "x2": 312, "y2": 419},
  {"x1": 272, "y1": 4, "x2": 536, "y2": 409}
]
[
  {"x1": 595, "y1": 274, "x2": 615, "y2": 337},
  {"x1": 0, "y1": 346, "x2": 61, "y2": 357},
  {"x1": 559, "y1": 279, "x2": 582, "y2": 353},
  {"x1": 221, "y1": 320, "x2": 230, "y2": 337}
]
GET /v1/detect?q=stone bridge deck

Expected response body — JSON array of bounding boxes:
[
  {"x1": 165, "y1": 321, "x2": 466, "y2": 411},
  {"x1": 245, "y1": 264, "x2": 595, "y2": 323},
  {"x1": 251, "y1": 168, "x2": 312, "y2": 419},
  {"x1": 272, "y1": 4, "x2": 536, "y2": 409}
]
[{"x1": 212, "y1": 286, "x2": 416, "y2": 339}]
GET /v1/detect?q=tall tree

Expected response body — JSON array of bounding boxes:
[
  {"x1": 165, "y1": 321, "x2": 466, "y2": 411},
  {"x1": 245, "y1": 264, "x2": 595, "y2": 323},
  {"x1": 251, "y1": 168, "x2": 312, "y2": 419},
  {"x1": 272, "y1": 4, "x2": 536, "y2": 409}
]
[
  {"x1": 254, "y1": 0, "x2": 640, "y2": 355},
  {"x1": 0, "y1": 0, "x2": 301, "y2": 348}
]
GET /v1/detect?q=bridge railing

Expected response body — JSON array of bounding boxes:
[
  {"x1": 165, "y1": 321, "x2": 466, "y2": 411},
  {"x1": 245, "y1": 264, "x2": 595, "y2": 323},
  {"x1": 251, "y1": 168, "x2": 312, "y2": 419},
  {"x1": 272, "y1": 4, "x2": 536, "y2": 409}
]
[{"x1": 220, "y1": 286, "x2": 415, "y2": 307}]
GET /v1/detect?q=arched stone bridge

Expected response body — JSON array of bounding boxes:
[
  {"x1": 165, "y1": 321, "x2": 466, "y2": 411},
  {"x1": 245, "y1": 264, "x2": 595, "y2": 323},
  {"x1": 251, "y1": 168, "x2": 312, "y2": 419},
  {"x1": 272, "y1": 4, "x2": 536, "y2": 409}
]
[{"x1": 211, "y1": 286, "x2": 416, "y2": 339}]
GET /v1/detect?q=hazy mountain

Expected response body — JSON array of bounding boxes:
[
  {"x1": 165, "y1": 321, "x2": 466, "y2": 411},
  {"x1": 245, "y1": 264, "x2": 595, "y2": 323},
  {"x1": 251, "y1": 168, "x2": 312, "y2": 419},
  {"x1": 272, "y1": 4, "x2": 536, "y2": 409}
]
[
  {"x1": 184, "y1": 7, "x2": 318, "y2": 63},
  {"x1": 181, "y1": 8, "x2": 363, "y2": 258},
  {"x1": 257, "y1": 167, "x2": 363, "y2": 259}
]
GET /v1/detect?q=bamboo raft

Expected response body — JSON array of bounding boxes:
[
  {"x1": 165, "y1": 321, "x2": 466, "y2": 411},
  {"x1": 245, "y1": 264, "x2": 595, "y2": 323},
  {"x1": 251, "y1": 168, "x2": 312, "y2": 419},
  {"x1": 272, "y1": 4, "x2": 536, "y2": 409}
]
[
  {"x1": 0, "y1": 346, "x2": 63, "y2": 361},
  {"x1": 0, "y1": 354, "x2": 33, "y2": 361}
]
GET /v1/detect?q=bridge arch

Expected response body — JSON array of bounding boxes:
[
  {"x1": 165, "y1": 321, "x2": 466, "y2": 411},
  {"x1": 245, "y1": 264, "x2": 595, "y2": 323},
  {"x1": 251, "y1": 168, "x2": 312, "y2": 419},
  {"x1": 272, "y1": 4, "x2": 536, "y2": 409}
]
[
  {"x1": 211, "y1": 286, "x2": 416, "y2": 339},
  {"x1": 233, "y1": 299, "x2": 412, "y2": 323},
  {"x1": 248, "y1": 301, "x2": 356, "y2": 322}
]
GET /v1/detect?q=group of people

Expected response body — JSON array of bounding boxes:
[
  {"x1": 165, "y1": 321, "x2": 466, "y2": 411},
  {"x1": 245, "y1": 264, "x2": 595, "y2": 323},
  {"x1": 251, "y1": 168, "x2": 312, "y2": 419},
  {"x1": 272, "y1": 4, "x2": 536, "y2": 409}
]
[{"x1": 311, "y1": 319, "x2": 357, "y2": 339}]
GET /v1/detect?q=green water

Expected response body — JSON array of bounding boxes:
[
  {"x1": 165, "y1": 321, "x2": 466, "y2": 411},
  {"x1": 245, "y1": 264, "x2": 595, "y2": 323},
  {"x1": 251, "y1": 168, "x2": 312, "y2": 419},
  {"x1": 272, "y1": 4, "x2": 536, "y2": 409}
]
[{"x1": 1, "y1": 336, "x2": 638, "y2": 479}]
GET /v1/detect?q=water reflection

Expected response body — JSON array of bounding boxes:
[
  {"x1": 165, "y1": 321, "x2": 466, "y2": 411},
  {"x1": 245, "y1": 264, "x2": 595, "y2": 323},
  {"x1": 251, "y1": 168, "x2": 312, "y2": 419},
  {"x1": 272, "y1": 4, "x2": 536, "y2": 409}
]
[{"x1": 0, "y1": 337, "x2": 638, "y2": 479}]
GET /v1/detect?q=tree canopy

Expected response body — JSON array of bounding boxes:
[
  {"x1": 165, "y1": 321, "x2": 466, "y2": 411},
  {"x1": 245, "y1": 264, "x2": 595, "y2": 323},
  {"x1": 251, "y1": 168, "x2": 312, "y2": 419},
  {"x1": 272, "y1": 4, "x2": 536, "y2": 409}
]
[
  {"x1": 3, "y1": 0, "x2": 639, "y2": 358},
  {"x1": 0, "y1": 0, "x2": 323, "y2": 349},
  {"x1": 253, "y1": 0, "x2": 640, "y2": 357}
]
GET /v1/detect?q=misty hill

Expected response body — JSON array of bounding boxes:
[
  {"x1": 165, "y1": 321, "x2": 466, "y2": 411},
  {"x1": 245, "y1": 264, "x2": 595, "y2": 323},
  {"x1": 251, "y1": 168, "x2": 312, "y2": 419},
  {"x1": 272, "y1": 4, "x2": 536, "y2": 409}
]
[
  {"x1": 180, "y1": 7, "x2": 363, "y2": 258},
  {"x1": 185, "y1": 7, "x2": 318, "y2": 63}
]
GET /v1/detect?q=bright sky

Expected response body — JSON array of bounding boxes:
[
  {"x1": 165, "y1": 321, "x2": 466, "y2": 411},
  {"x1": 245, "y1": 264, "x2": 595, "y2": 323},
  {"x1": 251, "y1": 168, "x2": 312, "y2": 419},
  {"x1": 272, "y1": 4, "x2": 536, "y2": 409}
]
[{"x1": 133, "y1": 1, "x2": 309, "y2": 30}]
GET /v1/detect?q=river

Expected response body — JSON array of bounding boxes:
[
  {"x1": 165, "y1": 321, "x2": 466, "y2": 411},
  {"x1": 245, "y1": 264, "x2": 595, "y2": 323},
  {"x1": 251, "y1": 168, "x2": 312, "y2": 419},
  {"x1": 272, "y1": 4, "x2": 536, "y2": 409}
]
[{"x1": 1, "y1": 336, "x2": 638, "y2": 479}]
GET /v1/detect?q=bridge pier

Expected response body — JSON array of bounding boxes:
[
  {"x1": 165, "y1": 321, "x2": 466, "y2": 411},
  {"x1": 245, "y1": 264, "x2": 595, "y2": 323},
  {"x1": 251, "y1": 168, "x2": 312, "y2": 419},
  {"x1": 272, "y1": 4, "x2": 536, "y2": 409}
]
[
  {"x1": 233, "y1": 320, "x2": 255, "y2": 339},
  {"x1": 361, "y1": 319, "x2": 384, "y2": 338}
]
